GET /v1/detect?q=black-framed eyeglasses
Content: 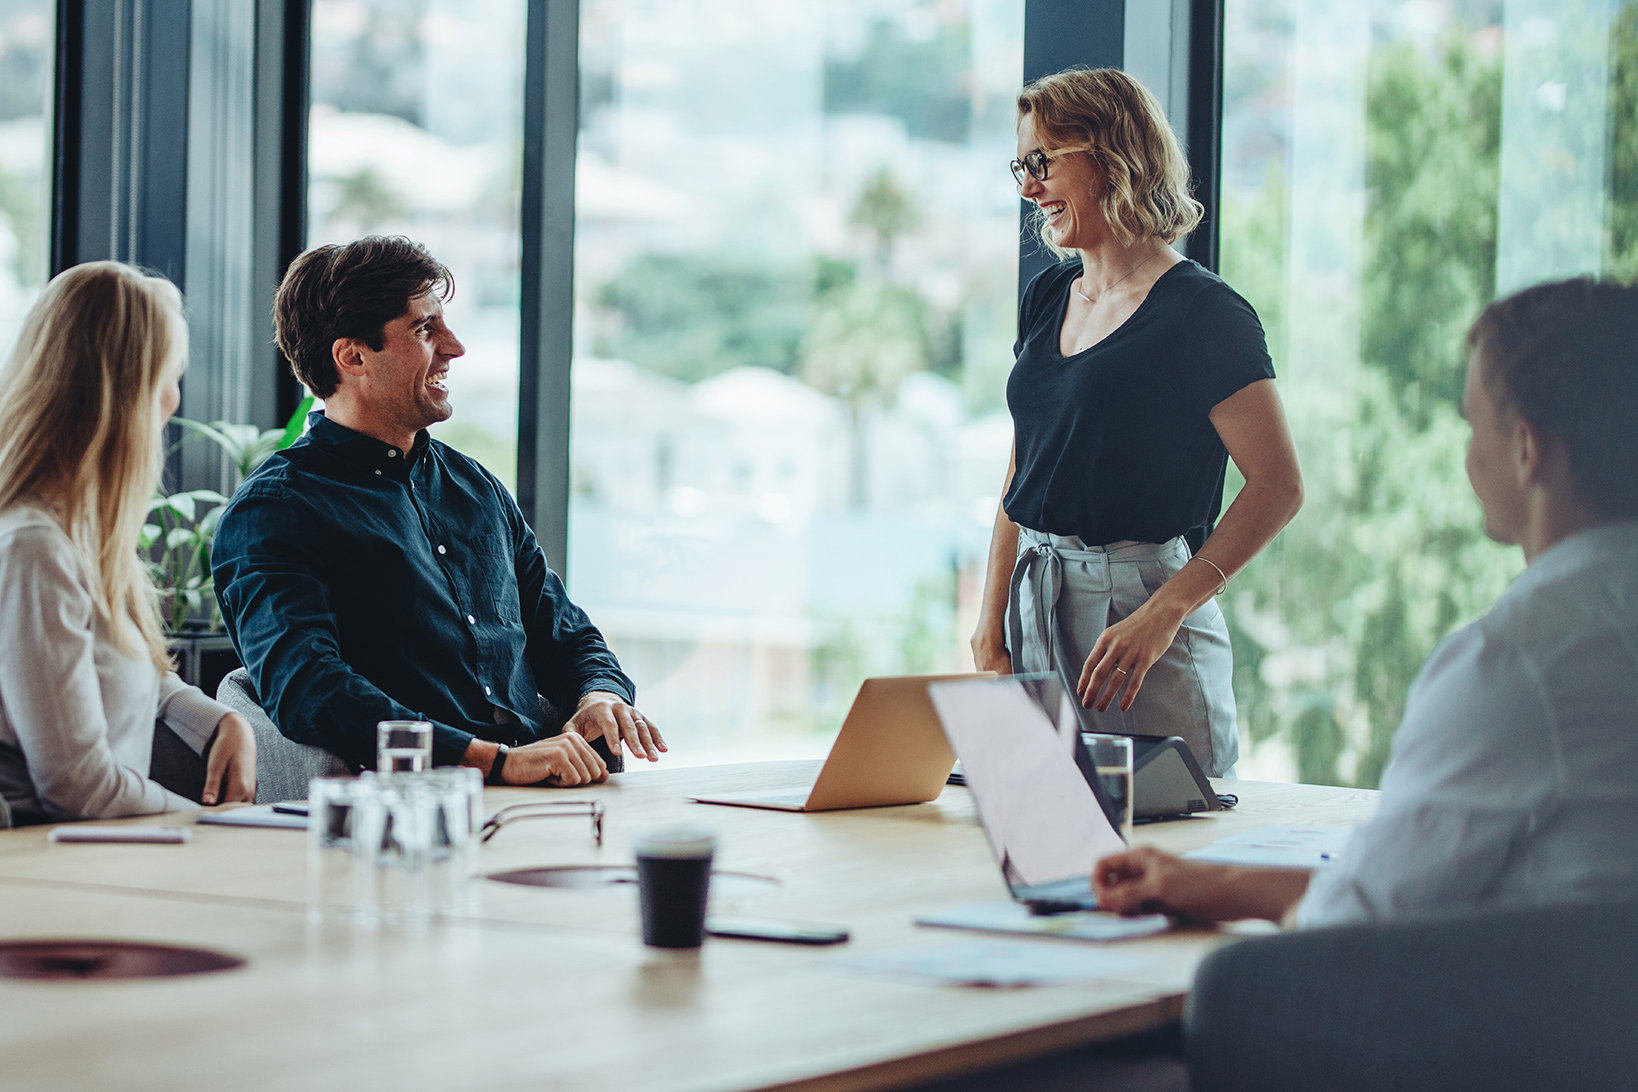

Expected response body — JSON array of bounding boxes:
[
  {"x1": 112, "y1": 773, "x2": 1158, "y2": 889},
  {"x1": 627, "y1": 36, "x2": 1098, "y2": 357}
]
[
  {"x1": 480, "y1": 800, "x2": 605, "y2": 846},
  {"x1": 1010, "y1": 143, "x2": 1094, "y2": 186}
]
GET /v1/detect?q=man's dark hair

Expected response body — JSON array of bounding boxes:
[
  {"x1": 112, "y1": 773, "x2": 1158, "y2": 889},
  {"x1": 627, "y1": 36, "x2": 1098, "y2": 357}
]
[
  {"x1": 274, "y1": 236, "x2": 454, "y2": 397},
  {"x1": 1467, "y1": 278, "x2": 1638, "y2": 520}
]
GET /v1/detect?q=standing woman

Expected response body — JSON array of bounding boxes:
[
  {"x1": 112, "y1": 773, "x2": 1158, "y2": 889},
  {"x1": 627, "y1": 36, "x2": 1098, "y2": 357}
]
[
  {"x1": 0, "y1": 262, "x2": 256, "y2": 823},
  {"x1": 971, "y1": 68, "x2": 1303, "y2": 776}
]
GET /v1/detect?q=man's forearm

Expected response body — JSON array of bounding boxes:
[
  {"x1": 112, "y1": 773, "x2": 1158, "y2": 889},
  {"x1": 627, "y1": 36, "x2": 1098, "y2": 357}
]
[{"x1": 1202, "y1": 866, "x2": 1314, "y2": 923}]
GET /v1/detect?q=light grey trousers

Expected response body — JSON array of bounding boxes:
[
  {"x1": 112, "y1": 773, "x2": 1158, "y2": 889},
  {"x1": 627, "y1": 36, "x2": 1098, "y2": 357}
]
[{"x1": 1007, "y1": 527, "x2": 1239, "y2": 777}]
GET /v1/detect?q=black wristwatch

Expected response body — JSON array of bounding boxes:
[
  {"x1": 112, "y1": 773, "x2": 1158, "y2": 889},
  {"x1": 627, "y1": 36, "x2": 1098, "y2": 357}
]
[{"x1": 487, "y1": 743, "x2": 510, "y2": 786}]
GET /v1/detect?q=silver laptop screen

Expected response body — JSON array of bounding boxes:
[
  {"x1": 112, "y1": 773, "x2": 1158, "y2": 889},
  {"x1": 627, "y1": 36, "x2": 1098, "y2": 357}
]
[{"x1": 929, "y1": 676, "x2": 1125, "y2": 890}]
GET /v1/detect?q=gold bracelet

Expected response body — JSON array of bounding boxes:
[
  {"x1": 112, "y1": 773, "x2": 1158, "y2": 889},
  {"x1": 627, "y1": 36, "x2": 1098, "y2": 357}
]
[{"x1": 1192, "y1": 555, "x2": 1229, "y2": 596}]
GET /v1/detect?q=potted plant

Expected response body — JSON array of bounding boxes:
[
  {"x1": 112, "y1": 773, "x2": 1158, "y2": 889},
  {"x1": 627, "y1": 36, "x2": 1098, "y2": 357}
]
[{"x1": 144, "y1": 397, "x2": 314, "y2": 690}]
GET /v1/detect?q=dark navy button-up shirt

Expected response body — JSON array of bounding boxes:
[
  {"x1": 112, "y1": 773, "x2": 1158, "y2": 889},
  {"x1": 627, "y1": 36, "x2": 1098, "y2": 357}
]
[{"x1": 212, "y1": 413, "x2": 634, "y2": 769}]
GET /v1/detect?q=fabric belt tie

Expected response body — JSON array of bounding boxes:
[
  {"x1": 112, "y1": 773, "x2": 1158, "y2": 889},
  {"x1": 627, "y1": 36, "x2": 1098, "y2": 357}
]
[{"x1": 1006, "y1": 530, "x2": 1186, "y2": 697}]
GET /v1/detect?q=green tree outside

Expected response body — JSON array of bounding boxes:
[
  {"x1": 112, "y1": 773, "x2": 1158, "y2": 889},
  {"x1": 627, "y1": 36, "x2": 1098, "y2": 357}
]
[{"x1": 1221, "y1": 18, "x2": 1636, "y2": 788}]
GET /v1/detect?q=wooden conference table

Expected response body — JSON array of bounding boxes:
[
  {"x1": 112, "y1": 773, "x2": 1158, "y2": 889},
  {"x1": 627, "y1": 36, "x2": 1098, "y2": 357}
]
[{"x1": 0, "y1": 761, "x2": 1376, "y2": 1092}]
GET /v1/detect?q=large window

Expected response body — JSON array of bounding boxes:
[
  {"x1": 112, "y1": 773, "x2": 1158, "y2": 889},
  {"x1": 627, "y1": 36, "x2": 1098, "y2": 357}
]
[
  {"x1": 306, "y1": 0, "x2": 526, "y2": 487},
  {"x1": 570, "y1": 0, "x2": 1025, "y2": 763},
  {"x1": 0, "y1": 1, "x2": 53, "y2": 358},
  {"x1": 1219, "y1": 0, "x2": 1637, "y2": 785}
]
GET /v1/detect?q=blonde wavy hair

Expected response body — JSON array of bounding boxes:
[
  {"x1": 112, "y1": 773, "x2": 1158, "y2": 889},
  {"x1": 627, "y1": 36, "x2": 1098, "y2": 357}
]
[
  {"x1": 0, "y1": 262, "x2": 186, "y2": 672},
  {"x1": 1017, "y1": 67, "x2": 1203, "y2": 253}
]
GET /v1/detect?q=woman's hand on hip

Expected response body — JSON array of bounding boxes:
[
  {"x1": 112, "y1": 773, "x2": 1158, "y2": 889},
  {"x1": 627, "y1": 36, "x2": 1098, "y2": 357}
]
[{"x1": 1078, "y1": 596, "x2": 1187, "y2": 712}]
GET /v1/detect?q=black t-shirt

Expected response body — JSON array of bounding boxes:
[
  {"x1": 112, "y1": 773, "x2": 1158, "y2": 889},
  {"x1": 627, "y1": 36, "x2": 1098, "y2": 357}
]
[{"x1": 1003, "y1": 258, "x2": 1275, "y2": 552}]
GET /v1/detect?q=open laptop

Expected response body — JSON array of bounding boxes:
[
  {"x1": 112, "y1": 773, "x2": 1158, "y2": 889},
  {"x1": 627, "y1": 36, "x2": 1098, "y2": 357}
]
[
  {"x1": 689, "y1": 674, "x2": 982, "y2": 812},
  {"x1": 929, "y1": 674, "x2": 1126, "y2": 911}
]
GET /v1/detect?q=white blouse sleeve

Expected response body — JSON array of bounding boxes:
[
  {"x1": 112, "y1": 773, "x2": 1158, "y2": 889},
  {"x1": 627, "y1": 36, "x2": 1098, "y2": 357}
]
[
  {"x1": 157, "y1": 671, "x2": 233, "y2": 753},
  {"x1": 0, "y1": 526, "x2": 196, "y2": 818}
]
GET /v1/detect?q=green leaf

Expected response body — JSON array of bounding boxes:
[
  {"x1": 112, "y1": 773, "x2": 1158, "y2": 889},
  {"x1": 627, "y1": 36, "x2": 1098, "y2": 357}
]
[
  {"x1": 279, "y1": 395, "x2": 316, "y2": 450},
  {"x1": 197, "y1": 504, "x2": 225, "y2": 542},
  {"x1": 173, "y1": 418, "x2": 241, "y2": 457},
  {"x1": 166, "y1": 527, "x2": 199, "y2": 551},
  {"x1": 179, "y1": 488, "x2": 229, "y2": 507}
]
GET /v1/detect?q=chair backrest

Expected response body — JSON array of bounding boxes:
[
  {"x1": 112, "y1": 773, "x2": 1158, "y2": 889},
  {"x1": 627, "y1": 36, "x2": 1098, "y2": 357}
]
[
  {"x1": 1186, "y1": 897, "x2": 1638, "y2": 1092},
  {"x1": 0, "y1": 792, "x2": 11, "y2": 829},
  {"x1": 216, "y1": 668, "x2": 349, "y2": 803}
]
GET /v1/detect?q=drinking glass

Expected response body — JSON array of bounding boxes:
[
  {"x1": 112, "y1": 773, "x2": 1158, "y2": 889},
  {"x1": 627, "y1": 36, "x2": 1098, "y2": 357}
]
[
  {"x1": 419, "y1": 767, "x2": 484, "y2": 916},
  {"x1": 376, "y1": 720, "x2": 432, "y2": 773},
  {"x1": 1084, "y1": 734, "x2": 1135, "y2": 843},
  {"x1": 363, "y1": 773, "x2": 436, "y2": 923},
  {"x1": 306, "y1": 776, "x2": 381, "y2": 923}
]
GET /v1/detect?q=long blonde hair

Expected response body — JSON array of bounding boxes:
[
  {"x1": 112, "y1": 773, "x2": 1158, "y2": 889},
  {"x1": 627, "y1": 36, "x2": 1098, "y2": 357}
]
[
  {"x1": 0, "y1": 262, "x2": 185, "y2": 671},
  {"x1": 1017, "y1": 67, "x2": 1203, "y2": 253}
]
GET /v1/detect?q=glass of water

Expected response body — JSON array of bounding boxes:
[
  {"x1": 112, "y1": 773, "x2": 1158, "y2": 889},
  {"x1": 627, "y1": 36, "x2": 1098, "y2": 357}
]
[
  {"x1": 306, "y1": 776, "x2": 382, "y2": 924},
  {"x1": 1084, "y1": 734, "x2": 1135, "y2": 843},
  {"x1": 377, "y1": 720, "x2": 432, "y2": 773},
  {"x1": 420, "y1": 767, "x2": 484, "y2": 916}
]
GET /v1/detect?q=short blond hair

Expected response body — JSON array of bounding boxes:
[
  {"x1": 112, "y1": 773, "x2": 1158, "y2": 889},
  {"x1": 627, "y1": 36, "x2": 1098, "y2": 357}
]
[
  {"x1": 1016, "y1": 67, "x2": 1202, "y2": 252},
  {"x1": 0, "y1": 262, "x2": 185, "y2": 671}
]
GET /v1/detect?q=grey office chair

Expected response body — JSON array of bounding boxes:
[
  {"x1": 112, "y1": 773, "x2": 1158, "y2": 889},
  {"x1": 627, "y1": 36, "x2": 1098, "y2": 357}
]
[
  {"x1": 216, "y1": 668, "x2": 350, "y2": 803},
  {"x1": 1186, "y1": 896, "x2": 1638, "y2": 1092}
]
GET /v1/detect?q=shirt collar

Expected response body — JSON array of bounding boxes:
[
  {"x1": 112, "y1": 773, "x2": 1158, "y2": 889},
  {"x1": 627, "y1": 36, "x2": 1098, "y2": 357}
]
[
  {"x1": 1510, "y1": 518, "x2": 1638, "y2": 595},
  {"x1": 305, "y1": 412, "x2": 430, "y2": 479}
]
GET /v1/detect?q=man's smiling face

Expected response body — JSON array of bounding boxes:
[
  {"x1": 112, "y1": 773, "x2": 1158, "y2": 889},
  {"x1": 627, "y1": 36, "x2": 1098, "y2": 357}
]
[{"x1": 358, "y1": 292, "x2": 465, "y2": 444}]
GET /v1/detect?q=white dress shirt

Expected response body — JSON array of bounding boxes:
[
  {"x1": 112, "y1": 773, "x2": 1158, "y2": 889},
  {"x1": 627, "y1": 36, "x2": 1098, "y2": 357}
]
[
  {"x1": 0, "y1": 506, "x2": 232, "y2": 820},
  {"x1": 1298, "y1": 520, "x2": 1638, "y2": 928}
]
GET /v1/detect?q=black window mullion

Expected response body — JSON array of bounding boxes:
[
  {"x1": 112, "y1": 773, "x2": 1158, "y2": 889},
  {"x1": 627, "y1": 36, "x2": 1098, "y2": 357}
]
[{"x1": 517, "y1": 0, "x2": 579, "y2": 575}]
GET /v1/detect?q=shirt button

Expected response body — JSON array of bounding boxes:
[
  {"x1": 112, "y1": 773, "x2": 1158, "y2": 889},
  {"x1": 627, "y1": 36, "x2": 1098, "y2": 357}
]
[
  {"x1": 373, "y1": 469, "x2": 382, "y2": 476},
  {"x1": 387, "y1": 449, "x2": 398, "y2": 458},
  {"x1": 437, "y1": 545, "x2": 447, "y2": 555},
  {"x1": 466, "y1": 614, "x2": 476, "y2": 625},
  {"x1": 484, "y1": 685, "x2": 492, "y2": 696}
]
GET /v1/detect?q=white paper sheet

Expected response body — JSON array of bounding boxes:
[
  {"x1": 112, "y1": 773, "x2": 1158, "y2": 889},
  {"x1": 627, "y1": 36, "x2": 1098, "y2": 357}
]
[
  {"x1": 915, "y1": 902, "x2": 1171, "y2": 942},
  {"x1": 835, "y1": 940, "x2": 1153, "y2": 987},
  {"x1": 929, "y1": 678, "x2": 1126, "y2": 889},
  {"x1": 195, "y1": 805, "x2": 308, "y2": 830},
  {"x1": 1183, "y1": 825, "x2": 1353, "y2": 869}
]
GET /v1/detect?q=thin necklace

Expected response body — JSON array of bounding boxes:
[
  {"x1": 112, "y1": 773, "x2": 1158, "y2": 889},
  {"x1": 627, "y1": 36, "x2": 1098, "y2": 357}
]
[{"x1": 1075, "y1": 251, "x2": 1156, "y2": 303}]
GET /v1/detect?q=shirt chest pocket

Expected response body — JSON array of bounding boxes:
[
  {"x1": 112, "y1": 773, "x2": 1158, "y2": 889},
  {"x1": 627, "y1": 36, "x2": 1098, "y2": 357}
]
[{"x1": 459, "y1": 531, "x2": 523, "y2": 624}]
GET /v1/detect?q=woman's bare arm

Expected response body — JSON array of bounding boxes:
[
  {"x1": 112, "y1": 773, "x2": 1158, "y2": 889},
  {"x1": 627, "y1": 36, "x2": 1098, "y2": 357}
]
[
  {"x1": 970, "y1": 445, "x2": 1020, "y2": 674},
  {"x1": 1080, "y1": 378, "x2": 1304, "y2": 710}
]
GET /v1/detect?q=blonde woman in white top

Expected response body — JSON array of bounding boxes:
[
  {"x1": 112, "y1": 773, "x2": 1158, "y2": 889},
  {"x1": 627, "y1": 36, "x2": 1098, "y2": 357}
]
[{"x1": 0, "y1": 262, "x2": 256, "y2": 822}]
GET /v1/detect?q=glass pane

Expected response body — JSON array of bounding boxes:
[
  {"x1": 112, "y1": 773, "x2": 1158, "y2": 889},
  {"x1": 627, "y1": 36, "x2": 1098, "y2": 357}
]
[
  {"x1": 0, "y1": 2, "x2": 54, "y2": 358},
  {"x1": 307, "y1": 0, "x2": 525, "y2": 488},
  {"x1": 573, "y1": 0, "x2": 1025, "y2": 763},
  {"x1": 1220, "y1": 0, "x2": 1636, "y2": 785}
]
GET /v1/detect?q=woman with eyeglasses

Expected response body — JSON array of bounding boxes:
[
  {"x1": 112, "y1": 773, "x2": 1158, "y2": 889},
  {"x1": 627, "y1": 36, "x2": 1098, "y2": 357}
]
[
  {"x1": 970, "y1": 68, "x2": 1303, "y2": 776},
  {"x1": 0, "y1": 263, "x2": 257, "y2": 824}
]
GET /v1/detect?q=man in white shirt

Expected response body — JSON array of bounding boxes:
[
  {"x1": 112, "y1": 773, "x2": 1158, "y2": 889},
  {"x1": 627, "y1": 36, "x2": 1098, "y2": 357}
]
[{"x1": 1093, "y1": 277, "x2": 1638, "y2": 927}]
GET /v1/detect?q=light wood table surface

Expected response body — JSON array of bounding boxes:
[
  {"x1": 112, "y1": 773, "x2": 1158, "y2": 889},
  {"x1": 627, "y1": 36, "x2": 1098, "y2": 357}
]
[{"x1": 0, "y1": 762, "x2": 1377, "y2": 1092}]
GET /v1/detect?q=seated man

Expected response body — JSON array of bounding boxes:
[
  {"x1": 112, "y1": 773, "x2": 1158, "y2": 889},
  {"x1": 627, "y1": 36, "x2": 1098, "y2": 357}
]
[
  {"x1": 213, "y1": 236, "x2": 663, "y2": 785},
  {"x1": 1095, "y1": 277, "x2": 1638, "y2": 926}
]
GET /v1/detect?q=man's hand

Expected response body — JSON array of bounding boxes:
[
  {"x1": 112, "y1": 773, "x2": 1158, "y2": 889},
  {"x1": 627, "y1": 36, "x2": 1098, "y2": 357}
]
[
  {"x1": 502, "y1": 734, "x2": 608, "y2": 786},
  {"x1": 566, "y1": 691, "x2": 667, "y2": 762},
  {"x1": 1092, "y1": 846, "x2": 1312, "y2": 924},
  {"x1": 202, "y1": 713, "x2": 258, "y2": 806}
]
